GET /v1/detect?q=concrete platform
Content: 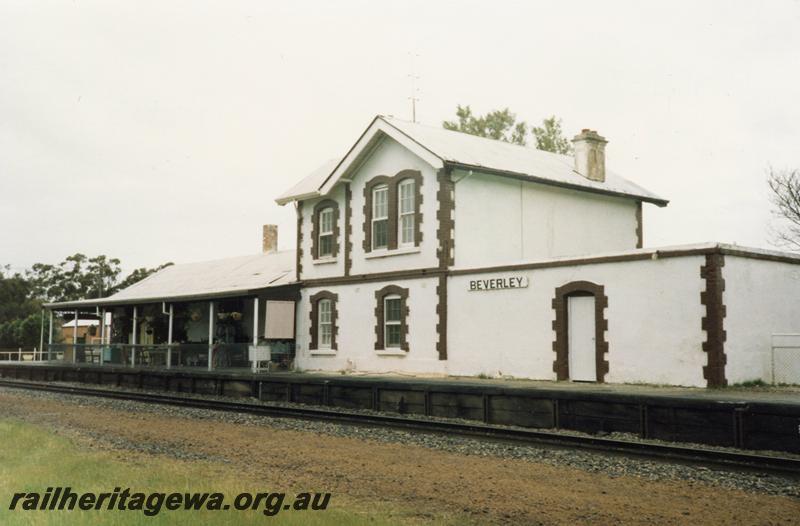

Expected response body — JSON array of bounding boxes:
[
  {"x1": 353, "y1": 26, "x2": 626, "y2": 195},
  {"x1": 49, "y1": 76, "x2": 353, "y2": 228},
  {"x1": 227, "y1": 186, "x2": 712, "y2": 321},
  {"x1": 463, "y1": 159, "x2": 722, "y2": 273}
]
[
  {"x1": 8, "y1": 361, "x2": 798, "y2": 404},
  {"x1": 1, "y1": 362, "x2": 799, "y2": 454}
]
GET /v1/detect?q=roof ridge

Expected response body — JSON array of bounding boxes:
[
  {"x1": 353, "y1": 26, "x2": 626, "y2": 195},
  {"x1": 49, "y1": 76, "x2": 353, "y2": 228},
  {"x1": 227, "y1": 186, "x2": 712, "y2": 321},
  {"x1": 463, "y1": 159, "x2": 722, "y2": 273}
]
[{"x1": 380, "y1": 115, "x2": 574, "y2": 162}]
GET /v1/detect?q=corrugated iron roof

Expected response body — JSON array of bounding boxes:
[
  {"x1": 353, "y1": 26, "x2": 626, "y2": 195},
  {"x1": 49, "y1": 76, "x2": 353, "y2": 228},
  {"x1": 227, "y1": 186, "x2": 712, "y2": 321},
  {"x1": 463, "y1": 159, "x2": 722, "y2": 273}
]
[
  {"x1": 276, "y1": 158, "x2": 340, "y2": 205},
  {"x1": 276, "y1": 115, "x2": 668, "y2": 207},
  {"x1": 45, "y1": 250, "x2": 296, "y2": 309}
]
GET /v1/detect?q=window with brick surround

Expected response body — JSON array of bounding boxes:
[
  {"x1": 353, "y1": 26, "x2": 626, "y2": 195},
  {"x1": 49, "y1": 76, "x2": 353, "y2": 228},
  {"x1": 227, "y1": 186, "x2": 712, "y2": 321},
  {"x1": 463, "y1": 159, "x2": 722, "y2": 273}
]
[
  {"x1": 311, "y1": 200, "x2": 339, "y2": 260},
  {"x1": 398, "y1": 179, "x2": 415, "y2": 247},
  {"x1": 362, "y1": 170, "x2": 423, "y2": 254},
  {"x1": 318, "y1": 298, "x2": 333, "y2": 348},
  {"x1": 373, "y1": 285, "x2": 409, "y2": 351},
  {"x1": 318, "y1": 208, "x2": 334, "y2": 258},
  {"x1": 372, "y1": 184, "x2": 389, "y2": 250},
  {"x1": 309, "y1": 291, "x2": 338, "y2": 351},
  {"x1": 384, "y1": 295, "x2": 402, "y2": 347}
]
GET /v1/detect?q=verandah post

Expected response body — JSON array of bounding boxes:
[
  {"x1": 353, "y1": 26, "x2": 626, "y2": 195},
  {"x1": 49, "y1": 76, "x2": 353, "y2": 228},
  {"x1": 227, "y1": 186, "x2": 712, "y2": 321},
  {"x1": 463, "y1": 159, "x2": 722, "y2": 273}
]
[
  {"x1": 167, "y1": 304, "x2": 173, "y2": 369},
  {"x1": 208, "y1": 301, "x2": 215, "y2": 371},
  {"x1": 48, "y1": 310, "x2": 53, "y2": 361},
  {"x1": 252, "y1": 297, "x2": 259, "y2": 373},
  {"x1": 72, "y1": 309, "x2": 78, "y2": 364},
  {"x1": 132, "y1": 306, "x2": 138, "y2": 368},
  {"x1": 38, "y1": 308, "x2": 44, "y2": 362},
  {"x1": 99, "y1": 308, "x2": 105, "y2": 365},
  {"x1": 253, "y1": 297, "x2": 259, "y2": 346}
]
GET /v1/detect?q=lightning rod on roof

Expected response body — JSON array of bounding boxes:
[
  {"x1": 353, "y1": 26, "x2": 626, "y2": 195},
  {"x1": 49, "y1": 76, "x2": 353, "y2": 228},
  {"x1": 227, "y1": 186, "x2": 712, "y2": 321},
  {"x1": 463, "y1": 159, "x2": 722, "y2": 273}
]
[{"x1": 408, "y1": 52, "x2": 420, "y2": 123}]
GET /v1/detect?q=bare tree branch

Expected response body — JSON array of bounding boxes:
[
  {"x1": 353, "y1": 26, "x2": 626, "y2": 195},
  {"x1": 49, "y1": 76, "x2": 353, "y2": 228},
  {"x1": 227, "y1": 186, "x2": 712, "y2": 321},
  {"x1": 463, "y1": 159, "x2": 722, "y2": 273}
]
[{"x1": 767, "y1": 167, "x2": 800, "y2": 250}]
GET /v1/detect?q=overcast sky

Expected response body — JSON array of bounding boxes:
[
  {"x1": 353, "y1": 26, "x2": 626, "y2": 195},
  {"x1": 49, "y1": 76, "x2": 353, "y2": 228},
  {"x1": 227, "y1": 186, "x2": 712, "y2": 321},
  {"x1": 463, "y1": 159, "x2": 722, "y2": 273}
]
[{"x1": 2, "y1": 1, "x2": 799, "y2": 275}]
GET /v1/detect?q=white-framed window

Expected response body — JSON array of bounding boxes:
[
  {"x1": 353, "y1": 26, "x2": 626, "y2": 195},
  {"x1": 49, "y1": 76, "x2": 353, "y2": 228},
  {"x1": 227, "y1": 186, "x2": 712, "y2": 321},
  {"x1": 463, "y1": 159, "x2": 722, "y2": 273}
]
[
  {"x1": 398, "y1": 179, "x2": 415, "y2": 246},
  {"x1": 318, "y1": 207, "x2": 334, "y2": 258},
  {"x1": 384, "y1": 295, "x2": 402, "y2": 348},
  {"x1": 318, "y1": 298, "x2": 332, "y2": 348},
  {"x1": 372, "y1": 185, "x2": 389, "y2": 250}
]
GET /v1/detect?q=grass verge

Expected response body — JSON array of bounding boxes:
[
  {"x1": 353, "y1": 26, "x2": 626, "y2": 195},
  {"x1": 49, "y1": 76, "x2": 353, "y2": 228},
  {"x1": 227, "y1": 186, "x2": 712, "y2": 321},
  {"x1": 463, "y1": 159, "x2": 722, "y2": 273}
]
[{"x1": 0, "y1": 418, "x2": 454, "y2": 525}]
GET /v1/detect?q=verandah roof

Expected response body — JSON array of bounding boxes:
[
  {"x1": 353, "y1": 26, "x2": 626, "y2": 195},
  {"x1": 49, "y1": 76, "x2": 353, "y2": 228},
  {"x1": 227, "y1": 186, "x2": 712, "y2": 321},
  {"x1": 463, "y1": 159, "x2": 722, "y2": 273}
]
[{"x1": 45, "y1": 250, "x2": 296, "y2": 310}]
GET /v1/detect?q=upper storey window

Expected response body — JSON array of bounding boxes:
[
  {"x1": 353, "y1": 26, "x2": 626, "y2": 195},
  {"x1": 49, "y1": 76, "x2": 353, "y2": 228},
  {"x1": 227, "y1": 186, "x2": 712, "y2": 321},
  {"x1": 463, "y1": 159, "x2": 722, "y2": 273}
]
[
  {"x1": 319, "y1": 207, "x2": 334, "y2": 257},
  {"x1": 398, "y1": 179, "x2": 415, "y2": 247},
  {"x1": 372, "y1": 185, "x2": 389, "y2": 250},
  {"x1": 362, "y1": 170, "x2": 423, "y2": 254},
  {"x1": 311, "y1": 199, "x2": 339, "y2": 260}
]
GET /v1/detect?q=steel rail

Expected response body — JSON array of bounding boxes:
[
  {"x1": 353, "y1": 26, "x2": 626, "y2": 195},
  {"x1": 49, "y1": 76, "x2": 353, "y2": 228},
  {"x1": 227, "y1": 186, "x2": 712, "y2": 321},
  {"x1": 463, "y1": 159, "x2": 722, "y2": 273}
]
[{"x1": 1, "y1": 379, "x2": 798, "y2": 476}]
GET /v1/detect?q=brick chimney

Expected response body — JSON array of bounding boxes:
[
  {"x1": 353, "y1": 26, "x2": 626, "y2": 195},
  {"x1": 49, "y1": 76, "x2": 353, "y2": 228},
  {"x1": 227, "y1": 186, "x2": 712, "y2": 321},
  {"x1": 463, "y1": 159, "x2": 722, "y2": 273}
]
[
  {"x1": 262, "y1": 225, "x2": 278, "y2": 254},
  {"x1": 572, "y1": 129, "x2": 608, "y2": 182}
]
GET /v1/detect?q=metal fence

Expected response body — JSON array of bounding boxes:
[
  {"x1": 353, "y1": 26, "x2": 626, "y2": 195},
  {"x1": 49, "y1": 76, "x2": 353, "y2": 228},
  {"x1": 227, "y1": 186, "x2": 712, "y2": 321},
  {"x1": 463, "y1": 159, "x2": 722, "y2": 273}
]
[
  {"x1": 44, "y1": 343, "x2": 294, "y2": 371},
  {"x1": 0, "y1": 348, "x2": 43, "y2": 362}
]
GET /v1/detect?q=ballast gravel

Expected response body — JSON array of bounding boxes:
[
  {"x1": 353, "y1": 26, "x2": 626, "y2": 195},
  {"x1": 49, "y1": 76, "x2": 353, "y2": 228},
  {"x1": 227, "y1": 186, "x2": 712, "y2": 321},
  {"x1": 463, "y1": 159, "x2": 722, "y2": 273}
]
[{"x1": 0, "y1": 383, "x2": 797, "y2": 499}]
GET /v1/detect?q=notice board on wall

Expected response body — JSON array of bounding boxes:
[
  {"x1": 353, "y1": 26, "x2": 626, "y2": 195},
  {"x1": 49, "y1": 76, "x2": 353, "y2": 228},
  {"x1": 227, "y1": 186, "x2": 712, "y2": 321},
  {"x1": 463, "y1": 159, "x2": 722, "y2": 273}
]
[{"x1": 264, "y1": 300, "x2": 295, "y2": 339}]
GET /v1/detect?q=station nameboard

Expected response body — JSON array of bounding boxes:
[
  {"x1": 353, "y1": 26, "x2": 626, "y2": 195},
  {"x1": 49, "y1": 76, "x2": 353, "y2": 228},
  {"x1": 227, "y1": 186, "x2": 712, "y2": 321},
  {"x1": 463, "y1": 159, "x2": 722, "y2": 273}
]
[{"x1": 468, "y1": 276, "x2": 529, "y2": 292}]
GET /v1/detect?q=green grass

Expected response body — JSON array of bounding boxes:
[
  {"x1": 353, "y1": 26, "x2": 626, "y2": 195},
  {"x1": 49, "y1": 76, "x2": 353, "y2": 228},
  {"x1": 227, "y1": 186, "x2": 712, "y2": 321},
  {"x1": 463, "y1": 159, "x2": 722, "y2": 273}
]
[
  {"x1": 0, "y1": 419, "x2": 439, "y2": 525},
  {"x1": 727, "y1": 379, "x2": 770, "y2": 388}
]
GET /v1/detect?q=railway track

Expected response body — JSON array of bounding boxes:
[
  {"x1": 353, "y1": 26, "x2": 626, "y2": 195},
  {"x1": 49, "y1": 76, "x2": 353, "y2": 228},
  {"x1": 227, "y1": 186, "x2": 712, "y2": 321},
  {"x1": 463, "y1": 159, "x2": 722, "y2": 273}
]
[{"x1": 1, "y1": 378, "x2": 798, "y2": 476}]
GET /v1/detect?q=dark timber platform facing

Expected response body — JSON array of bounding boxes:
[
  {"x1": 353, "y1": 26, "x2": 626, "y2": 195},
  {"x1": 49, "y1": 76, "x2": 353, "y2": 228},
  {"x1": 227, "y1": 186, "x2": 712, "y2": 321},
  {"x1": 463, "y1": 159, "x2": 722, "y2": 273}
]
[{"x1": 1, "y1": 363, "x2": 798, "y2": 454}]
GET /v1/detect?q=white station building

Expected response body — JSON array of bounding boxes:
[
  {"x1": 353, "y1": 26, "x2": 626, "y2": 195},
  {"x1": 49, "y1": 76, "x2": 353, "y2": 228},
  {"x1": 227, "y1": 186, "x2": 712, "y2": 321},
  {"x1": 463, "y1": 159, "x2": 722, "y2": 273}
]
[
  {"x1": 278, "y1": 116, "x2": 800, "y2": 388},
  {"x1": 46, "y1": 116, "x2": 800, "y2": 388}
]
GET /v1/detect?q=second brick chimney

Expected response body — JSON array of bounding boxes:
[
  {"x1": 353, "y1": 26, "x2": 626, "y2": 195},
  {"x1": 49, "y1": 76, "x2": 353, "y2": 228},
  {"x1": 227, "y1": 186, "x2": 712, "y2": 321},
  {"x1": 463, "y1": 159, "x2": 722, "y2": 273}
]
[{"x1": 572, "y1": 129, "x2": 608, "y2": 182}]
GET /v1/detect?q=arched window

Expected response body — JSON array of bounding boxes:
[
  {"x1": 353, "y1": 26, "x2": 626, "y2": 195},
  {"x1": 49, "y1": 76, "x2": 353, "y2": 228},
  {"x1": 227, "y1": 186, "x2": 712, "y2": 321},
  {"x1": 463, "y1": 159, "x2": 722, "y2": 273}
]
[
  {"x1": 398, "y1": 179, "x2": 415, "y2": 247},
  {"x1": 318, "y1": 207, "x2": 334, "y2": 258},
  {"x1": 383, "y1": 294, "x2": 402, "y2": 348},
  {"x1": 373, "y1": 285, "x2": 409, "y2": 351},
  {"x1": 318, "y1": 298, "x2": 333, "y2": 348},
  {"x1": 311, "y1": 200, "x2": 339, "y2": 260},
  {"x1": 362, "y1": 170, "x2": 422, "y2": 253},
  {"x1": 309, "y1": 291, "x2": 338, "y2": 351},
  {"x1": 372, "y1": 184, "x2": 389, "y2": 250}
]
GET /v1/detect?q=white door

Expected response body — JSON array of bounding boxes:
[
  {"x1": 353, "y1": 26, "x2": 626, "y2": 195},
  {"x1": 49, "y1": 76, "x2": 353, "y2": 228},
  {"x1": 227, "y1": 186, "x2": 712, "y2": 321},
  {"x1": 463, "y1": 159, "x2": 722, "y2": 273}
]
[{"x1": 568, "y1": 295, "x2": 597, "y2": 382}]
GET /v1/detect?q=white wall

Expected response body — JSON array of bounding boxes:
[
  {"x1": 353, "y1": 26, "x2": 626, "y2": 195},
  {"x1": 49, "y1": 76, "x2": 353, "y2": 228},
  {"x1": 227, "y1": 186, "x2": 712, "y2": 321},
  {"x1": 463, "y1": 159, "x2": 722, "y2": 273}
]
[
  {"x1": 447, "y1": 255, "x2": 707, "y2": 386},
  {"x1": 295, "y1": 254, "x2": 710, "y2": 386},
  {"x1": 298, "y1": 184, "x2": 347, "y2": 281},
  {"x1": 300, "y1": 138, "x2": 641, "y2": 278},
  {"x1": 724, "y1": 256, "x2": 800, "y2": 384},
  {"x1": 348, "y1": 137, "x2": 439, "y2": 275},
  {"x1": 453, "y1": 171, "x2": 640, "y2": 268},
  {"x1": 297, "y1": 136, "x2": 440, "y2": 281},
  {"x1": 296, "y1": 277, "x2": 445, "y2": 374}
]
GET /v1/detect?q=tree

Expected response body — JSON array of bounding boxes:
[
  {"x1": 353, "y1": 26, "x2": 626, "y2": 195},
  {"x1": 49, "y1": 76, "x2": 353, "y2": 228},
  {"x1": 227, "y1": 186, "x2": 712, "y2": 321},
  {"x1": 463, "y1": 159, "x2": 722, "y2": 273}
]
[
  {"x1": 443, "y1": 106, "x2": 573, "y2": 154},
  {"x1": 25, "y1": 254, "x2": 122, "y2": 303},
  {"x1": 443, "y1": 106, "x2": 528, "y2": 145},
  {"x1": 0, "y1": 266, "x2": 39, "y2": 323},
  {"x1": 112, "y1": 263, "x2": 174, "y2": 294},
  {"x1": 767, "y1": 167, "x2": 800, "y2": 250},
  {"x1": 0, "y1": 255, "x2": 171, "y2": 348},
  {"x1": 25, "y1": 254, "x2": 172, "y2": 302},
  {"x1": 531, "y1": 116, "x2": 573, "y2": 155},
  {"x1": 0, "y1": 312, "x2": 47, "y2": 348}
]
